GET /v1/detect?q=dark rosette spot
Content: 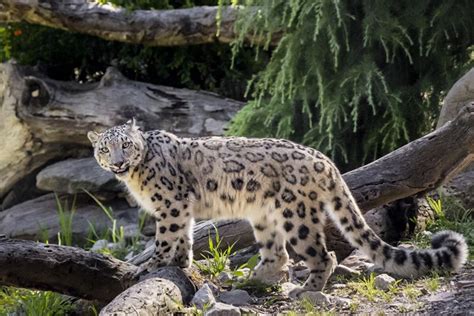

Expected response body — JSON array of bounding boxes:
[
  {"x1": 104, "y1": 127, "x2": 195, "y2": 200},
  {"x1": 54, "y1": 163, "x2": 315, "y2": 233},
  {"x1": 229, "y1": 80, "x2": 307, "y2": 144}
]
[
  {"x1": 271, "y1": 152, "x2": 289, "y2": 163},
  {"x1": 223, "y1": 160, "x2": 245, "y2": 173},
  {"x1": 206, "y1": 179, "x2": 218, "y2": 192},
  {"x1": 314, "y1": 161, "x2": 325, "y2": 173},
  {"x1": 245, "y1": 152, "x2": 265, "y2": 162}
]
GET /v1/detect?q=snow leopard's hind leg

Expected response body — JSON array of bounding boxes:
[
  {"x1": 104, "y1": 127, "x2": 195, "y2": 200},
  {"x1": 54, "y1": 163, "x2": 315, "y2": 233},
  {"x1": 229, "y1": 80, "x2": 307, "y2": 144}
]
[
  {"x1": 279, "y1": 199, "x2": 337, "y2": 297},
  {"x1": 250, "y1": 216, "x2": 290, "y2": 283}
]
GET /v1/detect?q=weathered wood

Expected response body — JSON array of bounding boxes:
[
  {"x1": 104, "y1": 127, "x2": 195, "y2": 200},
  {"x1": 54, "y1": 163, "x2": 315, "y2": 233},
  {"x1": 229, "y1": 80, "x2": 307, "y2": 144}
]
[
  {"x1": 128, "y1": 219, "x2": 255, "y2": 266},
  {"x1": 344, "y1": 102, "x2": 474, "y2": 211},
  {"x1": 0, "y1": 237, "x2": 136, "y2": 302},
  {"x1": 0, "y1": 1, "x2": 277, "y2": 47},
  {"x1": 0, "y1": 237, "x2": 196, "y2": 312},
  {"x1": 0, "y1": 62, "x2": 244, "y2": 198}
]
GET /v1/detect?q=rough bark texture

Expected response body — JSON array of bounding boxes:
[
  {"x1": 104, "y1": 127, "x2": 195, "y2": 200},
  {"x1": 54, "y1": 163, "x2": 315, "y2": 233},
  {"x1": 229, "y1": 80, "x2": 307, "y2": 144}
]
[
  {"x1": 0, "y1": 237, "x2": 196, "y2": 313},
  {"x1": 0, "y1": 236, "x2": 137, "y2": 302},
  {"x1": 128, "y1": 219, "x2": 255, "y2": 266},
  {"x1": 344, "y1": 103, "x2": 474, "y2": 211},
  {"x1": 0, "y1": 1, "x2": 276, "y2": 47},
  {"x1": 0, "y1": 62, "x2": 244, "y2": 198}
]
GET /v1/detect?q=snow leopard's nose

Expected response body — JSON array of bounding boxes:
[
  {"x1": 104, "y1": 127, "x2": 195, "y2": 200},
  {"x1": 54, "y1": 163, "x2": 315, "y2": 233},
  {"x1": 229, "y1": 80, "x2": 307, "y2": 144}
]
[{"x1": 113, "y1": 161, "x2": 124, "y2": 168}]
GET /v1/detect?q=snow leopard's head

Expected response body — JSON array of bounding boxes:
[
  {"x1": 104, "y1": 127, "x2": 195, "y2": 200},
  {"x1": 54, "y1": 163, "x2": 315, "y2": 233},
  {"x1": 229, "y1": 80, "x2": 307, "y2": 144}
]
[{"x1": 88, "y1": 119, "x2": 147, "y2": 176}]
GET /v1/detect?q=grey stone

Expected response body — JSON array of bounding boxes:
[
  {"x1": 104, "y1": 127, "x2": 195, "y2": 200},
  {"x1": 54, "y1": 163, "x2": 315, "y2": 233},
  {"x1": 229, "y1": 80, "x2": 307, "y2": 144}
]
[
  {"x1": 374, "y1": 274, "x2": 396, "y2": 291},
  {"x1": 444, "y1": 170, "x2": 474, "y2": 208},
  {"x1": 191, "y1": 284, "x2": 216, "y2": 309},
  {"x1": 218, "y1": 289, "x2": 251, "y2": 306},
  {"x1": 299, "y1": 291, "x2": 332, "y2": 306},
  {"x1": 36, "y1": 158, "x2": 121, "y2": 194},
  {"x1": 340, "y1": 249, "x2": 373, "y2": 272},
  {"x1": 280, "y1": 282, "x2": 299, "y2": 297},
  {"x1": 0, "y1": 193, "x2": 137, "y2": 242},
  {"x1": 332, "y1": 296, "x2": 352, "y2": 307},
  {"x1": 217, "y1": 271, "x2": 232, "y2": 284},
  {"x1": 332, "y1": 264, "x2": 361, "y2": 278},
  {"x1": 90, "y1": 239, "x2": 108, "y2": 252},
  {"x1": 205, "y1": 302, "x2": 241, "y2": 316}
]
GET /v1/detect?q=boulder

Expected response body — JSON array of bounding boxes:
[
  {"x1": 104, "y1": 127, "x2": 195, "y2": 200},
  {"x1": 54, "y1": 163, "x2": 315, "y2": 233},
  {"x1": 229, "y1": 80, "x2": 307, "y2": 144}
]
[
  {"x1": 191, "y1": 284, "x2": 216, "y2": 309},
  {"x1": 0, "y1": 193, "x2": 137, "y2": 243},
  {"x1": 205, "y1": 302, "x2": 241, "y2": 316},
  {"x1": 443, "y1": 170, "x2": 474, "y2": 209},
  {"x1": 374, "y1": 274, "x2": 396, "y2": 291},
  {"x1": 36, "y1": 158, "x2": 121, "y2": 194},
  {"x1": 218, "y1": 289, "x2": 251, "y2": 306}
]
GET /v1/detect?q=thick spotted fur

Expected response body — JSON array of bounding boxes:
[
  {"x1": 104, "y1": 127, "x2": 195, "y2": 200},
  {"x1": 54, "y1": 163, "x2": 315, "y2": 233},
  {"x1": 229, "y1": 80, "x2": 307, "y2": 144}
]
[{"x1": 88, "y1": 120, "x2": 468, "y2": 295}]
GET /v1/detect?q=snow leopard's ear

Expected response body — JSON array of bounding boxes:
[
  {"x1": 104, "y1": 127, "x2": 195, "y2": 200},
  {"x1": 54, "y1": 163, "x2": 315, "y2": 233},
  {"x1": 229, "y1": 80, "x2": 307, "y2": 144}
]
[
  {"x1": 126, "y1": 118, "x2": 141, "y2": 133},
  {"x1": 87, "y1": 131, "x2": 101, "y2": 146}
]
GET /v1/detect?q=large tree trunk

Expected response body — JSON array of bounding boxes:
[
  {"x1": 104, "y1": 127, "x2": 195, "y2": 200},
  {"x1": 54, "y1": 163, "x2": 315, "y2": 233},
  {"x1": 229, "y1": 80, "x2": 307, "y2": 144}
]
[
  {"x1": 0, "y1": 1, "x2": 277, "y2": 47},
  {"x1": 0, "y1": 62, "x2": 244, "y2": 198}
]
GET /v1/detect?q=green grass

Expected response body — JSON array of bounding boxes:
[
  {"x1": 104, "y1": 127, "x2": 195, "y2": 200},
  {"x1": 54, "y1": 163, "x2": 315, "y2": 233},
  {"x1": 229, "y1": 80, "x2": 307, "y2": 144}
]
[
  {"x1": 194, "y1": 226, "x2": 235, "y2": 278},
  {"x1": 84, "y1": 189, "x2": 146, "y2": 260},
  {"x1": 55, "y1": 194, "x2": 76, "y2": 246},
  {"x1": 424, "y1": 195, "x2": 474, "y2": 259},
  {"x1": 0, "y1": 287, "x2": 74, "y2": 316}
]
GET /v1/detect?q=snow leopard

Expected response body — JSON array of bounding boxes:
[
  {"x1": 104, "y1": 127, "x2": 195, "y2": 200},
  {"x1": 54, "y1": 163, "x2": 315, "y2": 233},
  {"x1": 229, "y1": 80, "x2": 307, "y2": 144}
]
[{"x1": 88, "y1": 119, "x2": 468, "y2": 296}]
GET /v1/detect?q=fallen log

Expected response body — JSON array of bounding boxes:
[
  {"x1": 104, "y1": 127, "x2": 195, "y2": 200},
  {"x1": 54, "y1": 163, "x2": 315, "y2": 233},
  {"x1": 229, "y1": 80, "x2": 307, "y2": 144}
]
[
  {"x1": 0, "y1": 236, "x2": 196, "y2": 314},
  {"x1": 0, "y1": 236, "x2": 136, "y2": 302},
  {"x1": 0, "y1": 61, "x2": 244, "y2": 199},
  {"x1": 0, "y1": 1, "x2": 278, "y2": 47}
]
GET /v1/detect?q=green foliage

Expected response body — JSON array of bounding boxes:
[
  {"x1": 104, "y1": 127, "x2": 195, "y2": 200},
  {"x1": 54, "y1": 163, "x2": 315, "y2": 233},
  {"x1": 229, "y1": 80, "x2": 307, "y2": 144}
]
[
  {"x1": 425, "y1": 195, "x2": 474, "y2": 259},
  {"x1": 194, "y1": 226, "x2": 235, "y2": 278},
  {"x1": 228, "y1": 0, "x2": 474, "y2": 170},
  {"x1": 55, "y1": 194, "x2": 76, "y2": 246},
  {"x1": 83, "y1": 190, "x2": 147, "y2": 260},
  {"x1": 0, "y1": 0, "x2": 265, "y2": 100},
  {"x1": 0, "y1": 287, "x2": 74, "y2": 316}
]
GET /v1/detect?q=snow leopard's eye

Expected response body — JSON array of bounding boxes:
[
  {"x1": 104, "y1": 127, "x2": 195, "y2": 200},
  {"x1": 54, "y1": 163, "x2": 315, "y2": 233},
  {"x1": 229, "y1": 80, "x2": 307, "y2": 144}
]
[
  {"x1": 99, "y1": 147, "x2": 109, "y2": 154},
  {"x1": 122, "y1": 142, "x2": 131, "y2": 149}
]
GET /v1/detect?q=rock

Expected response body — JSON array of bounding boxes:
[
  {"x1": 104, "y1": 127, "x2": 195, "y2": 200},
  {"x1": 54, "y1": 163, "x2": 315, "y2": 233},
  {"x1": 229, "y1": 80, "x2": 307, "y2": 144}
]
[
  {"x1": 218, "y1": 289, "x2": 251, "y2": 306},
  {"x1": 205, "y1": 302, "x2": 241, "y2": 316},
  {"x1": 191, "y1": 284, "x2": 216, "y2": 309},
  {"x1": 374, "y1": 274, "x2": 396, "y2": 291},
  {"x1": 90, "y1": 239, "x2": 108, "y2": 252},
  {"x1": 299, "y1": 291, "x2": 331, "y2": 306},
  {"x1": 280, "y1": 282, "x2": 299, "y2": 297},
  {"x1": 217, "y1": 271, "x2": 232, "y2": 284},
  {"x1": 1, "y1": 169, "x2": 44, "y2": 210},
  {"x1": 36, "y1": 158, "x2": 121, "y2": 194},
  {"x1": 332, "y1": 264, "x2": 361, "y2": 278},
  {"x1": 444, "y1": 169, "x2": 474, "y2": 208},
  {"x1": 339, "y1": 249, "x2": 372, "y2": 273},
  {"x1": 332, "y1": 296, "x2": 352, "y2": 307},
  {"x1": 0, "y1": 193, "x2": 137, "y2": 242}
]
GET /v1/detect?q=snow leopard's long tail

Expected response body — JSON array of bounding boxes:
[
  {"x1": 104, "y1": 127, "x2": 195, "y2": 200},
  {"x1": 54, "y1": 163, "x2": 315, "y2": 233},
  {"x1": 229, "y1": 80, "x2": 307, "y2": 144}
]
[{"x1": 325, "y1": 172, "x2": 468, "y2": 278}]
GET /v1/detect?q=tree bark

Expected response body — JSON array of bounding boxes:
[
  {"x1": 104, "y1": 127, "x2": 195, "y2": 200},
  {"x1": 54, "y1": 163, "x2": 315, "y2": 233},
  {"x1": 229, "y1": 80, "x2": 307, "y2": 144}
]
[
  {"x1": 0, "y1": 236, "x2": 196, "y2": 314},
  {"x1": 344, "y1": 102, "x2": 474, "y2": 211},
  {"x1": 0, "y1": 236, "x2": 136, "y2": 302},
  {"x1": 0, "y1": 1, "x2": 277, "y2": 47},
  {"x1": 0, "y1": 62, "x2": 244, "y2": 198}
]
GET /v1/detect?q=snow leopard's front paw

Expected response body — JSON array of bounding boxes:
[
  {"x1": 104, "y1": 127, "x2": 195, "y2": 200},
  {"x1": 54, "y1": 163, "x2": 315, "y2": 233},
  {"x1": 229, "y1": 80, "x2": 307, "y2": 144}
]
[{"x1": 134, "y1": 257, "x2": 167, "y2": 278}]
